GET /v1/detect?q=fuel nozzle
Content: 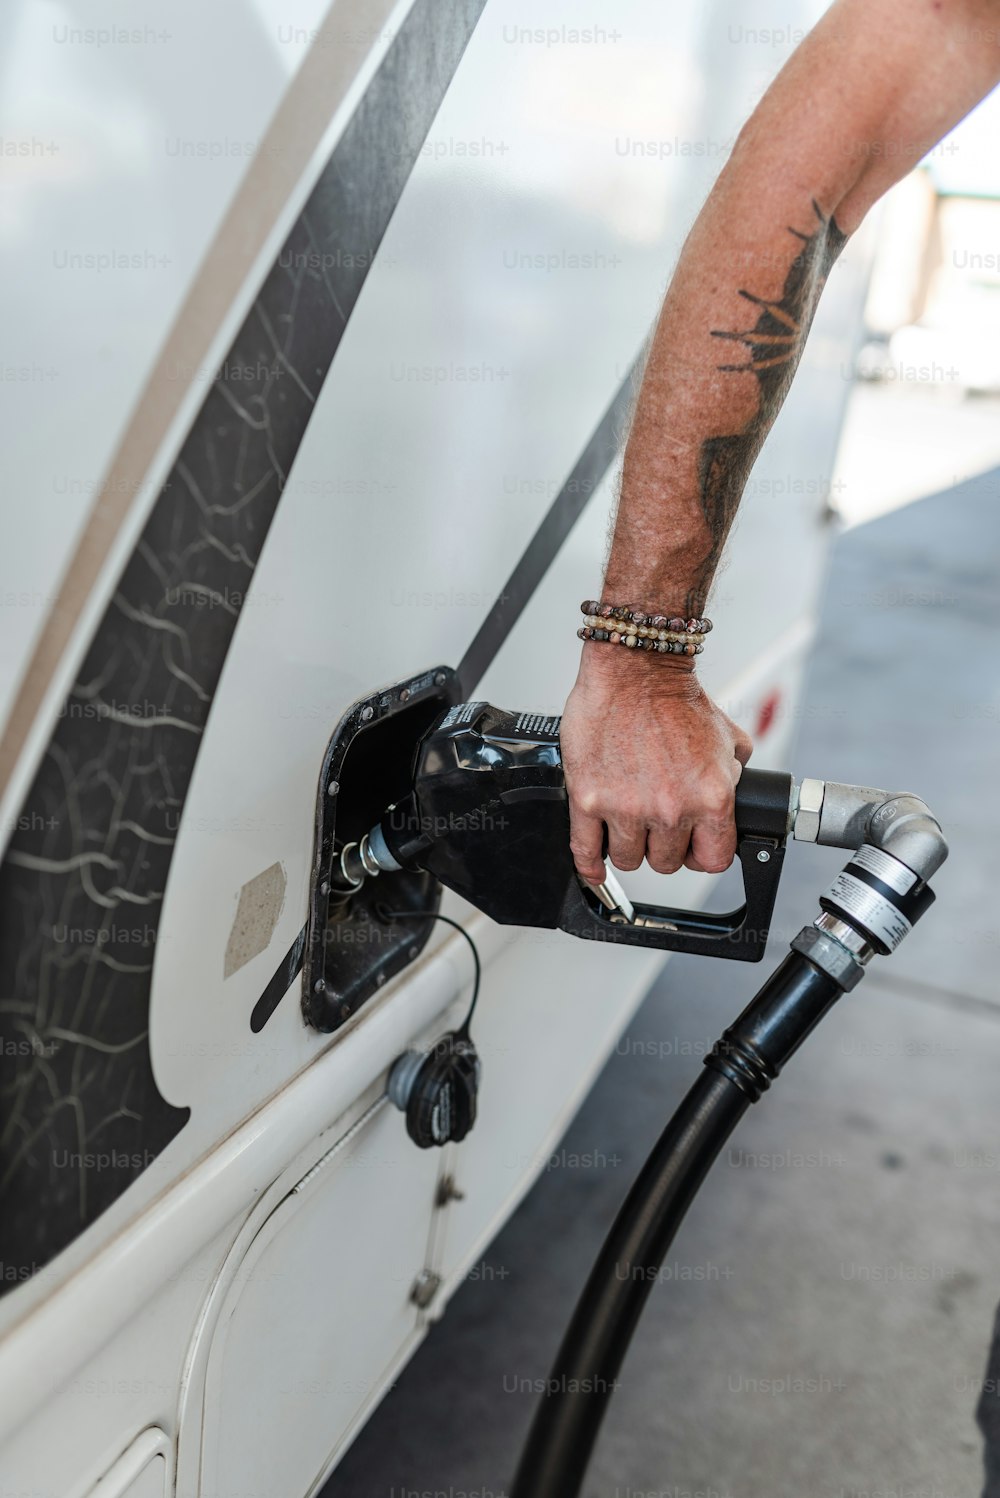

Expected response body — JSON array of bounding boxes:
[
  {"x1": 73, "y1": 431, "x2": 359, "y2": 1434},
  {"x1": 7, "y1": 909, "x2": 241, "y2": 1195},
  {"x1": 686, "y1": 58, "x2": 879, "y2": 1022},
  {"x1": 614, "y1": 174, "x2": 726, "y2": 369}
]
[
  {"x1": 329, "y1": 819, "x2": 403, "y2": 893},
  {"x1": 321, "y1": 704, "x2": 795, "y2": 963},
  {"x1": 318, "y1": 701, "x2": 948, "y2": 972}
]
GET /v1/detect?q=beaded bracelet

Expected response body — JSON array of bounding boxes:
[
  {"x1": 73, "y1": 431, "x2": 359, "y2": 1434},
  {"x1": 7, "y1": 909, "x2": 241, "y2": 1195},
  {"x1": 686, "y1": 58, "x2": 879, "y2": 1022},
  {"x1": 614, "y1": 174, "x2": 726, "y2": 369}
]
[
  {"x1": 577, "y1": 624, "x2": 703, "y2": 655},
  {"x1": 578, "y1": 600, "x2": 712, "y2": 656},
  {"x1": 581, "y1": 613, "x2": 698, "y2": 644},
  {"x1": 581, "y1": 601, "x2": 712, "y2": 634}
]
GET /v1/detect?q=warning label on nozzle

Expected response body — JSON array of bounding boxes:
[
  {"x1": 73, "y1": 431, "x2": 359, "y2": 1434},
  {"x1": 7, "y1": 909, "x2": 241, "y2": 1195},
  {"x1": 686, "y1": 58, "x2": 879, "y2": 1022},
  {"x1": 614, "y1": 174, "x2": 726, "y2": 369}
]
[
  {"x1": 439, "y1": 700, "x2": 485, "y2": 729},
  {"x1": 825, "y1": 871, "x2": 911, "y2": 950},
  {"x1": 513, "y1": 711, "x2": 561, "y2": 737},
  {"x1": 848, "y1": 843, "x2": 917, "y2": 895}
]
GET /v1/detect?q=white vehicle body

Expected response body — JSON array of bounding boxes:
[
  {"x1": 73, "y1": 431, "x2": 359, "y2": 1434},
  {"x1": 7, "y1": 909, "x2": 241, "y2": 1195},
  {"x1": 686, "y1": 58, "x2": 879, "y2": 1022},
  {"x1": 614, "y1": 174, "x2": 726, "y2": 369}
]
[{"x1": 0, "y1": 2, "x2": 874, "y2": 1493}]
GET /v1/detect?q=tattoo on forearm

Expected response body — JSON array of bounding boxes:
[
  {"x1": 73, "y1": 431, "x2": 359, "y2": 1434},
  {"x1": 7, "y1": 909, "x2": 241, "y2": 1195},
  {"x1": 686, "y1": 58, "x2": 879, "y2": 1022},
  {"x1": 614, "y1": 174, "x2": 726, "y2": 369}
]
[{"x1": 685, "y1": 199, "x2": 846, "y2": 615}]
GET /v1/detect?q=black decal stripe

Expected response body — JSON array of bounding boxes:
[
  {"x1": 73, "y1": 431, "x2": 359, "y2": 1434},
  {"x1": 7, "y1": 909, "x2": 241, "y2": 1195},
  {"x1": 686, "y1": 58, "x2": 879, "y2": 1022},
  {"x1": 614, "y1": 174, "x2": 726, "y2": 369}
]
[
  {"x1": 251, "y1": 926, "x2": 308, "y2": 1034},
  {"x1": 258, "y1": 927, "x2": 308, "y2": 1030},
  {"x1": 0, "y1": 0, "x2": 488, "y2": 1289},
  {"x1": 255, "y1": 358, "x2": 640, "y2": 1029}
]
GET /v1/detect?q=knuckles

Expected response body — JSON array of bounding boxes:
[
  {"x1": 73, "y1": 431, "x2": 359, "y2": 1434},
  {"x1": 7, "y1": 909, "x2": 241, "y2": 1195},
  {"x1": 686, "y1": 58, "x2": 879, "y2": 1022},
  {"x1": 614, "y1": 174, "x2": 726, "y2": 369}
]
[
  {"x1": 697, "y1": 777, "x2": 736, "y2": 822},
  {"x1": 608, "y1": 848, "x2": 644, "y2": 872},
  {"x1": 571, "y1": 788, "x2": 604, "y2": 819}
]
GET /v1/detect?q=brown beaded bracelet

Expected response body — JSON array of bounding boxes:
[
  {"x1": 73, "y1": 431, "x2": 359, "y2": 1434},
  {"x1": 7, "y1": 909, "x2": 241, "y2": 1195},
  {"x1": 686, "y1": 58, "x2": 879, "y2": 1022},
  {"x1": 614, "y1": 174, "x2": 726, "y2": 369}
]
[
  {"x1": 580, "y1": 600, "x2": 712, "y2": 634},
  {"x1": 578, "y1": 599, "x2": 711, "y2": 657}
]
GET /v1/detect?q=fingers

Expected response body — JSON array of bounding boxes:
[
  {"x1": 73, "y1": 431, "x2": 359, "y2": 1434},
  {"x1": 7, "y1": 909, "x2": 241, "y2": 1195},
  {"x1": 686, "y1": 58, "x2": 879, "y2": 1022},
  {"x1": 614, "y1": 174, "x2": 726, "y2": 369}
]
[
  {"x1": 605, "y1": 814, "x2": 648, "y2": 873},
  {"x1": 572, "y1": 773, "x2": 744, "y2": 882},
  {"x1": 569, "y1": 785, "x2": 654, "y2": 882},
  {"x1": 645, "y1": 798, "x2": 694, "y2": 874},
  {"x1": 683, "y1": 735, "x2": 750, "y2": 871},
  {"x1": 685, "y1": 814, "x2": 736, "y2": 873},
  {"x1": 684, "y1": 720, "x2": 752, "y2": 870},
  {"x1": 686, "y1": 773, "x2": 739, "y2": 873},
  {"x1": 645, "y1": 824, "x2": 693, "y2": 875},
  {"x1": 567, "y1": 791, "x2": 608, "y2": 885}
]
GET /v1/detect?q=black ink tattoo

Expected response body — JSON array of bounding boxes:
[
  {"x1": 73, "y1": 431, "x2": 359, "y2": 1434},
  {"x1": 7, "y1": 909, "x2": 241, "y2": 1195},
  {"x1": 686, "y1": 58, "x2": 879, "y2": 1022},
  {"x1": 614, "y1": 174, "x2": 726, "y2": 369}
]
[{"x1": 686, "y1": 199, "x2": 846, "y2": 615}]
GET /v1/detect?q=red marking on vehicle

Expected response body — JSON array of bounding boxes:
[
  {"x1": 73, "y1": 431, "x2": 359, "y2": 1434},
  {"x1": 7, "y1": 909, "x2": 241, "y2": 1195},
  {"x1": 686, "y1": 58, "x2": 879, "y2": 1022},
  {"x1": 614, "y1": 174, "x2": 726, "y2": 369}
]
[{"x1": 755, "y1": 689, "x2": 781, "y2": 738}]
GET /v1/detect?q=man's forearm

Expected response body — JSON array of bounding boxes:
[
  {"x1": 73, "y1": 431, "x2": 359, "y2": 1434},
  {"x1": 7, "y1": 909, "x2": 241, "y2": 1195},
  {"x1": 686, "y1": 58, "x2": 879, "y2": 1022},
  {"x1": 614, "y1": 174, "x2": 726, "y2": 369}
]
[
  {"x1": 608, "y1": 172, "x2": 846, "y2": 620},
  {"x1": 562, "y1": 0, "x2": 1000, "y2": 886},
  {"x1": 602, "y1": 0, "x2": 1000, "y2": 626}
]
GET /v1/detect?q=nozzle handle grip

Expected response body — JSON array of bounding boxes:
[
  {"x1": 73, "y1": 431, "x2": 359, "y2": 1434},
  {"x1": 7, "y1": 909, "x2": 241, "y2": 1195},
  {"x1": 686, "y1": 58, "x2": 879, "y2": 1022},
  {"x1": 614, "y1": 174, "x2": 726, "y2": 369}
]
[
  {"x1": 581, "y1": 766, "x2": 793, "y2": 962},
  {"x1": 733, "y1": 767, "x2": 795, "y2": 840}
]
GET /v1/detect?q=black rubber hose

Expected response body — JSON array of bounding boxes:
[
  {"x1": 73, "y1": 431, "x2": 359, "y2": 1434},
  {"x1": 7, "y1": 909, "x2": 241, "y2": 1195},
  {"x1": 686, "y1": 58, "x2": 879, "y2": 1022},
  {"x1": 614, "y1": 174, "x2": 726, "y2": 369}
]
[{"x1": 510, "y1": 949, "x2": 847, "y2": 1498}]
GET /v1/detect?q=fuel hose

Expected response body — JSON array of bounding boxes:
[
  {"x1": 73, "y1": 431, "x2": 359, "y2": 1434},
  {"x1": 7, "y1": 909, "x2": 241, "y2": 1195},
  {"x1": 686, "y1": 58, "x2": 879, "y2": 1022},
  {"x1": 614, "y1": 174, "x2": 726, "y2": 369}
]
[{"x1": 510, "y1": 948, "x2": 845, "y2": 1497}]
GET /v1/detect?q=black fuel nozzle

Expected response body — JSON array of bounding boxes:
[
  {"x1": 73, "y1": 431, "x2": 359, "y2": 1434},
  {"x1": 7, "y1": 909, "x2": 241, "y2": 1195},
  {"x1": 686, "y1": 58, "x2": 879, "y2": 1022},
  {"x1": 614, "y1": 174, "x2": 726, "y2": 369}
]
[{"x1": 345, "y1": 700, "x2": 794, "y2": 962}]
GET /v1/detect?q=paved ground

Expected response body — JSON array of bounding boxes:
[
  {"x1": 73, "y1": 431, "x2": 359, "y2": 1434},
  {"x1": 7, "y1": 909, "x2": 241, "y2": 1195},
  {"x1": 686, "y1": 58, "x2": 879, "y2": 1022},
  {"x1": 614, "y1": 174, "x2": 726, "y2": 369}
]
[{"x1": 322, "y1": 463, "x2": 1000, "y2": 1498}]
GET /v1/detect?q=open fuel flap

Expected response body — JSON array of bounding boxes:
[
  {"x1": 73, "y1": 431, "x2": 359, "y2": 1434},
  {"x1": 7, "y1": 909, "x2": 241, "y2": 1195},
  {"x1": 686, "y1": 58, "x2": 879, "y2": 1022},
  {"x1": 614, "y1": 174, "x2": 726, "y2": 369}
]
[{"x1": 302, "y1": 664, "x2": 462, "y2": 1033}]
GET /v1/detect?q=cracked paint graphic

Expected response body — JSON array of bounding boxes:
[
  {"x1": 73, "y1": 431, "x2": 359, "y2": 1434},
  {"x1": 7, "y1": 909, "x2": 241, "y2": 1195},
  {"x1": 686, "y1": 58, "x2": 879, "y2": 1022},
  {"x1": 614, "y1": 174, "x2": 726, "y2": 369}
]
[
  {"x1": 0, "y1": 205, "x2": 342, "y2": 1276},
  {"x1": 0, "y1": 0, "x2": 489, "y2": 1289}
]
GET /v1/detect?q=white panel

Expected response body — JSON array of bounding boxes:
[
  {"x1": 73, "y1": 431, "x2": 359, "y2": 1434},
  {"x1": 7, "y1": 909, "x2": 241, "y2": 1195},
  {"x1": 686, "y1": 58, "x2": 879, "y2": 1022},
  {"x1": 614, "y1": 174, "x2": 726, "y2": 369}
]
[{"x1": 199, "y1": 1101, "x2": 437, "y2": 1497}]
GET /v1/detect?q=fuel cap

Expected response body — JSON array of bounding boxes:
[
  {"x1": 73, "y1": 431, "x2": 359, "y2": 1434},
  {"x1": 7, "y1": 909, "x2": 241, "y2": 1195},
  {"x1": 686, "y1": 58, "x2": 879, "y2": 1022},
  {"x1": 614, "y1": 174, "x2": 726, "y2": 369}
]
[{"x1": 388, "y1": 1033, "x2": 480, "y2": 1148}]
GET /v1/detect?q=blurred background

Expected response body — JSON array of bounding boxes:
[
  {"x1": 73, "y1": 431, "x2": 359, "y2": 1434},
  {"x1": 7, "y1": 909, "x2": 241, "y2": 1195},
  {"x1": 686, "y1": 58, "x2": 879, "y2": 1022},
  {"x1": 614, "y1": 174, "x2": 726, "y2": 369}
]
[{"x1": 838, "y1": 85, "x2": 1000, "y2": 527}]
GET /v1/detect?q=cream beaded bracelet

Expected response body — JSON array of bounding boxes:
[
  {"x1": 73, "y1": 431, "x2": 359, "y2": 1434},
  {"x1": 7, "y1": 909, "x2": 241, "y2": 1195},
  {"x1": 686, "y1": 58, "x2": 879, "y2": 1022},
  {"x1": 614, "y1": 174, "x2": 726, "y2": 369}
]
[{"x1": 577, "y1": 600, "x2": 713, "y2": 656}]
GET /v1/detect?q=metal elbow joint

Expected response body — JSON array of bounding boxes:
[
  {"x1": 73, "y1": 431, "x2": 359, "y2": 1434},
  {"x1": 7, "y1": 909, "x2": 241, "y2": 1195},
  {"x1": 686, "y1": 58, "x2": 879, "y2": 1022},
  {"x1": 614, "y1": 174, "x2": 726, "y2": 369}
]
[
  {"x1": 864, "y1": 794, "x2": 949, "y2": 884},
  {"x1": 792, "y1": 778, "x2": 947, "y2": 884}
]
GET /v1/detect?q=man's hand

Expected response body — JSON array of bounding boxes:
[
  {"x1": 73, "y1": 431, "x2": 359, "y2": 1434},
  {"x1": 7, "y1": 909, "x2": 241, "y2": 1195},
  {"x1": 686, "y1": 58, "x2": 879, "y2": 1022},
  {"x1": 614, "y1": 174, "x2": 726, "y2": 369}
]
[{"x1": 560, "y1": 646, "x2": 752, "y2": 886}]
